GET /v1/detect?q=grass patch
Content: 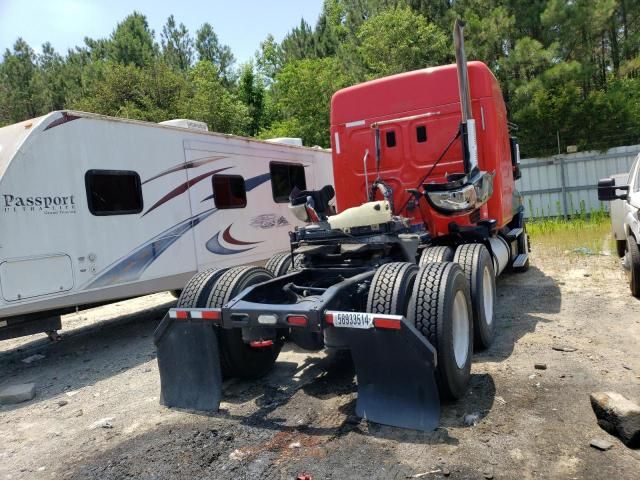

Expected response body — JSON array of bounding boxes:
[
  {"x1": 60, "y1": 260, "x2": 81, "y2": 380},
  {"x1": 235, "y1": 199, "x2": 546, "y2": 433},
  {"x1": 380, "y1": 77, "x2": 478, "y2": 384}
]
[{"x1": 527, "y1": 213, "x2": 613, "y2": 255}]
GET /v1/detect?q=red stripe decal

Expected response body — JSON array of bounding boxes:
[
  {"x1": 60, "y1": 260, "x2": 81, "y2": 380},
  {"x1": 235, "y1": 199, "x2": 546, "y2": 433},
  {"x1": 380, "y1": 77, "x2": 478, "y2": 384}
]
[
  {"x1": 175, "y1": 310, "x2": 189, "y2": 320},
  {"x1": 373, "y1": 318, "x2": 401, "y2": 330},
  {"x1": 222, "y1": 224, "x2": 262, "y2": 246}
]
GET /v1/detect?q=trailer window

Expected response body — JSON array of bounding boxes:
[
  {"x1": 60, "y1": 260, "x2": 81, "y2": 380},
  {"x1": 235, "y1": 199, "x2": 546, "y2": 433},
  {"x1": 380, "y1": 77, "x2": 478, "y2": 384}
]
[
  {"x1": 270, "y1": 163, "x2": 307, "y2": 203},
  {"x1": 85, "y1": 170, "x2": 143, "y2": 216},
  {"x1": 212, "y1": 174, "x2": 247, "y2": 209}
]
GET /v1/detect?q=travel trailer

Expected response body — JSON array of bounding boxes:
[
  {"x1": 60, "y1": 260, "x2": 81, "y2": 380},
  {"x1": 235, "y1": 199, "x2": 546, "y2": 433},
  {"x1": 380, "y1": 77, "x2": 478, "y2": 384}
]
[{"x1": 0, "y1": 111, "x2": 333, "y2": 340}]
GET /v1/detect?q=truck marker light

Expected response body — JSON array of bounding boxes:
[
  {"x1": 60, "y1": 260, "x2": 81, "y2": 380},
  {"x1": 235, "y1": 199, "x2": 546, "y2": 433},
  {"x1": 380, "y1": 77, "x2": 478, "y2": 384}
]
[
  {"x1": 325, "y1": 313, "x2": 334, "y2": 325},
  {"x1": 250, "y1": 340, "x2": 274, "y2": 348},
  {"x1": 373, "y1": 318, "x2": 402, "y2": 330},
  {"x1": 346, "y1": 120, "x2": 365, "y2": 128},
  {"x1": 198, "y1": 310, "x2": 222, "y2": 321},
  {"x1": 287, "y1": 315, "x2": 308, "y2": 327}
]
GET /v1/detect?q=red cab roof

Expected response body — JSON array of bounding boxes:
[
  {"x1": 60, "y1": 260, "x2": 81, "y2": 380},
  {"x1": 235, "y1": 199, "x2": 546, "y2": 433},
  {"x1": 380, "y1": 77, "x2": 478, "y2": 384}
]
[{"x1": 331, "y1": 61, "x2": 497, "y2": 126}]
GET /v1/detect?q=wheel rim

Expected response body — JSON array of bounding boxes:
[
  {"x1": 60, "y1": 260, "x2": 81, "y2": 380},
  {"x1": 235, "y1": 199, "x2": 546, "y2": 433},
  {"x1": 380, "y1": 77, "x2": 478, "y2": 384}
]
[
  {"x1": 452, "y1": 290, "x2": 470, "y2": 369},
  {"x1": 482, "y1": 266, "x2": 494, "y2": 325}
]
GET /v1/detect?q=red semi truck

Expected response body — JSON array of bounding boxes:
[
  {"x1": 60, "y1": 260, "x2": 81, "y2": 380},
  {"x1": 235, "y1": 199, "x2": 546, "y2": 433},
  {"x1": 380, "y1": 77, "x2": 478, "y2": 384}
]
[{"x1": 154, "y1": 20, "x2": 530, "y2": 431}]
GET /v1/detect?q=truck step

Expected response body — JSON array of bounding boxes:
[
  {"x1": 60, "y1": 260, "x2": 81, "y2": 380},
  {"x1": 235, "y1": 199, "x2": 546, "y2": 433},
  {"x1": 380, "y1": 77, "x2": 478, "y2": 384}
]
[
  {"x1": 506, "y1": 227, "x2": 523, "y2": 240},
  {"x1": 512, "y1": 253, "x2": 529, "y2": 268}
]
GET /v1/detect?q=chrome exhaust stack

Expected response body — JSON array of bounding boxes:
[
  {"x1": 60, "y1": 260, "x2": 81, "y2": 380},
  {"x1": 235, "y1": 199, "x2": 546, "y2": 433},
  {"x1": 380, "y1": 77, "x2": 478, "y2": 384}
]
[{"x1": 453, "y1": 19, "x2": 478, "y2": 175}]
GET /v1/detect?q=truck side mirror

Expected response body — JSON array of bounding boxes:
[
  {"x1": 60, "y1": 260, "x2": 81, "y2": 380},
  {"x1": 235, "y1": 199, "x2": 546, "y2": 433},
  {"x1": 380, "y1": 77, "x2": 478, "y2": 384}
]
[{"x1": 597, "y1": 177, "x2": 628, "y2": 201}]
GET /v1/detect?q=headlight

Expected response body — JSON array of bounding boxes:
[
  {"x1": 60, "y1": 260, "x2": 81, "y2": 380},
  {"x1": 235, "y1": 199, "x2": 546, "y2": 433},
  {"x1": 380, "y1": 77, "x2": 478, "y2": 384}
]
[{"x1": 426, "y1": 184, "x2": 477, "y2": 211}]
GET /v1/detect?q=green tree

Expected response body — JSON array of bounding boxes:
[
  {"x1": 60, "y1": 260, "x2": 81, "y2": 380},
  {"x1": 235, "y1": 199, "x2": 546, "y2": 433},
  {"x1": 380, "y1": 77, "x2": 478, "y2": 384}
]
[
  {"x1": 262, "y1": 57, "x2": 352, "y2": 146},
  {"x1": 356, "y1": 6, "x2": 449, "y2": 78},
  {"x1": 34, "y1": 42, "x2": 66, "y2": 112},
  {"x1": 0, "y1": 38, "x2": 39, "y2": 122},
  {"x1": 237, "y1": 62, "x2": 265, "y2": 136},
  {"x1": 280, "y1": 19, "x2": 316, "y2": 62},
  {"x1": 181, "y1": 61, "x2": 249, "y2": 134},
  {"x1": 255, "y1": 34, "x2": 283, "y2": 84},
  {"x1": 108, "y1": 12, "x2": 157, "y2": 68},
  {"x1": 195, "y1": 23, "x2": 235, "y2": 83},
  {"x1": 161, "y1": 15, "x2": 194, "y2": 71},
  {"x1": 72, "y1": 61, "x2": 186, "y2": 122}
]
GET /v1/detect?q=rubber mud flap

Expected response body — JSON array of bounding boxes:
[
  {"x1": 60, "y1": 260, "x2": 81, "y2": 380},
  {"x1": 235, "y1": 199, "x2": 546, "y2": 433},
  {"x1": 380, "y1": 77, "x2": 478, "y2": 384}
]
[
  {"x1": 154, "y1": 314, "x2": 222, "y2": 411},
  {"x1": 343, "y1": 319, "x2": 440, "y2": 431}
]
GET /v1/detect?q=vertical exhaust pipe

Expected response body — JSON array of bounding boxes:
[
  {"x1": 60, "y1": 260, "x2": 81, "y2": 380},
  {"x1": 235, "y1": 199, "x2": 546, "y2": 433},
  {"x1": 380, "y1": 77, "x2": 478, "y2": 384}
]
[
  {"x1": 454, "y1": 19, "x2": 473, "y2": 122},
  {"x1": 453, "y1": 19, "x2": 478, "y2": 175}
]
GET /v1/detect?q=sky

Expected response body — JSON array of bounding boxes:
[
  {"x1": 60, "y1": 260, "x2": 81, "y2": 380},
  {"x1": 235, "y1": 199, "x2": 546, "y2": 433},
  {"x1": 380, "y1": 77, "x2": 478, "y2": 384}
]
[{"x1": 0, "y1": 0, "x2": 324, "y2": 64}]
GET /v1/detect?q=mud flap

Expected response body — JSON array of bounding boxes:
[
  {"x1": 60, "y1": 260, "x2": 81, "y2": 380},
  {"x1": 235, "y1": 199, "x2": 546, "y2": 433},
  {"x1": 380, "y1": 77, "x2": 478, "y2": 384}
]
[
  {"x1": 342, "y1": 319, "x2": 440, "y2": 431},
  {"x1": 154, "y1": 313, "x2": 222, "y2": 411}
]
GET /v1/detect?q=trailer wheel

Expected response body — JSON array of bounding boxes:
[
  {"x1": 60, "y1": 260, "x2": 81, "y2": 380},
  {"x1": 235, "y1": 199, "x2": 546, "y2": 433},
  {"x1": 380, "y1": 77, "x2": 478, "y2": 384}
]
[
  {"x1": 265, "y1": 252, "x2": 293, "y2": 276},
  {"x1": 454, "y1": 244, "x2": 495, "y2": 350},
  {"x1": 419, "y1": 246, "x2": 455, "y2": 266},
  {"x1": 176, "y1": 269, "x2": 225, "y2": 308},
  {"x1": 207, "y1": 266, "x2": 282, "y2": 378},
  {"x1": 407, "y1": 262, "x2": 472, "y2": 400},
  {"x1": 366, "y1": 262, "x2": 419, "y2": 315},
  {"x1": 616, "y1": 239, "x2": 627, "y2": 258},
  {"x1": 627, "y1": 235, "x2": 640, "y2": 298}
]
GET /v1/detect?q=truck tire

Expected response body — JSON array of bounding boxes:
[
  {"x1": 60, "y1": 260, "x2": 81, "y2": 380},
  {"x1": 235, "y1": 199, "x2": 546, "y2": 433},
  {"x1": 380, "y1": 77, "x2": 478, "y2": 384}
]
[
  {"x1": 207, "y1": 266, "x2": 283, "y2": 378},
  {"x1": 616, "y1": 239, "x2": 627, "y2": 258},
  {"x1": 627, "y1": 235, "x2": 640, "y2": 298},
  {"x1": 289, "y1": 254, "x2": 305, "y2": 271},
  {"x1": 407, "y1": 262, "x2": 472, "y2": 400},
  {"x1": 366, "y1": 262, "x2": 419, "y2": 315},
  {"x1": 454, "y1": 244, "x2": 495, "y2": 350},
  {"x1": 265, "y1": 252, "x2": 293, "y2": 276},
  {"x1": 419, "y1": 246, "x2": 455, "y2": 267},
  {"x1": 176, "y1": 269, "x2": 225, "y2": 308}
]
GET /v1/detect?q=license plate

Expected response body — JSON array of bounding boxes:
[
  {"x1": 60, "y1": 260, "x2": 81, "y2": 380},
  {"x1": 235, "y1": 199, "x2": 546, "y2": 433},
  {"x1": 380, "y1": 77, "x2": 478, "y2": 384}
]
[{"x1": 332, "y1": 311, "x2": 374, "y2": 329}]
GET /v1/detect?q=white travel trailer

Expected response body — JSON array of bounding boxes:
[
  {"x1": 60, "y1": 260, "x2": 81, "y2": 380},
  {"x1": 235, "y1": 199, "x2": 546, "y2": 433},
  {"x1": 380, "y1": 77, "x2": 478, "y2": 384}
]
[{"x1": 0, "y1": 111, "x2": 333, "y2": 340}]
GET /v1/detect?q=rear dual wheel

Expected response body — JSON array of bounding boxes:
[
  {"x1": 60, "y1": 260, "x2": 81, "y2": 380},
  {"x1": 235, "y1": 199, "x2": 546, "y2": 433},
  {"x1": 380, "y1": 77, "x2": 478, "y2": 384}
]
[
  {"x1": 265, "y1": 252, "x2": 304, "y2": 276},
  {"x1": 207, "y1": 266, "x2": 283, "y2": 378},
  {"x1": 419, "y1": 246, "x2": 455, "y2": 266},
  {"x1": 407, "y1": 262, "x2": 473, "y2": 400},
  {"x1": 367, "y1": 261, "x2": 473, "y2": 400},
  {"x1": 182, "y1": 266, "x2": 282, "y2": 379}
]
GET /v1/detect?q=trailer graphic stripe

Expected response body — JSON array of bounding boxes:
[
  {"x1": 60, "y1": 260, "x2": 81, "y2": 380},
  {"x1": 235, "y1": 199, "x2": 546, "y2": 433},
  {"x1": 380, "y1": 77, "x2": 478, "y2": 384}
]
[
  {"x1": 222, "y1": 224, "x2": 261, "y2": 246},
  {"x1": 43, "y1": 113, "x2": 81, "y2": 131},
  {"x1": 205, "y1": 231, "x2": 258, "y2": 255},
  {"x1": 142, "y1": 156, "x2": 226, "y2": 184},
  {"x1": 142, "y1": 167, "x2": 231, "y2": 216},
  {"x1": 84, "y1": 208, "x2": 218, "y2": 289}
]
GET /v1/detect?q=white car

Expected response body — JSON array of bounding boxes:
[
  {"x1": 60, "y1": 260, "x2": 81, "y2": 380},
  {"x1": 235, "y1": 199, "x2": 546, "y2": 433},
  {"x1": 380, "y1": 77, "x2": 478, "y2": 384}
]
[{"x1": 598, "y1": 154, "x2": 640, "y2": 297}]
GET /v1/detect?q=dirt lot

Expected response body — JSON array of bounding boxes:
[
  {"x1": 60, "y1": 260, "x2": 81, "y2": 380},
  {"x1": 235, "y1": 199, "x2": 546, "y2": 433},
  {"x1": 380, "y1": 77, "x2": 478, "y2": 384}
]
[{"x1": 1, "y1": 239, "x2": 640, "y2": 480}]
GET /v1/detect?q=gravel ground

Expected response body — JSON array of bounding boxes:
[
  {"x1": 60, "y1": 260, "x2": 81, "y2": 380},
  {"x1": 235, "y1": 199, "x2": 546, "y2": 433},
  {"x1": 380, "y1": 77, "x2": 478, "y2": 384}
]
[{"x1": 1, "y1": 242, "x2": 640, "y2": 480}]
